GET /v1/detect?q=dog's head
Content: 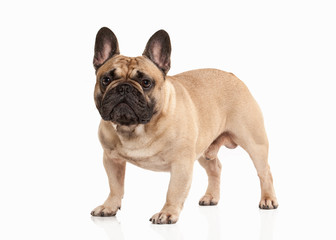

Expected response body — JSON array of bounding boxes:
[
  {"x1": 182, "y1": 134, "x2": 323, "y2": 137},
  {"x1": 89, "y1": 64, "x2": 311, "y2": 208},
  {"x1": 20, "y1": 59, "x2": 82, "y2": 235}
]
[{"x1": 93, "y1": 27, "x2": 171, "y2": 126}]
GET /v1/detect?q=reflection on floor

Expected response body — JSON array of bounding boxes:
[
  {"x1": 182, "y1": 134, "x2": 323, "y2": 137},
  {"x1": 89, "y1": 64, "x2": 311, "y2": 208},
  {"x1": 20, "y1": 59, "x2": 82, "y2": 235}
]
[{"x1": 92, "y1": 207, "x2": 277, "y2": 240}]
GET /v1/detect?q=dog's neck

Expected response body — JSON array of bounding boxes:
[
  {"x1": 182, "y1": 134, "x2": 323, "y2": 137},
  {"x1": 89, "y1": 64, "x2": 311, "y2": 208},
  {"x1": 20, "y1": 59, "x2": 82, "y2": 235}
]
[{"x1": 111, "y1": 123, "x2": 141, "y2": 139}]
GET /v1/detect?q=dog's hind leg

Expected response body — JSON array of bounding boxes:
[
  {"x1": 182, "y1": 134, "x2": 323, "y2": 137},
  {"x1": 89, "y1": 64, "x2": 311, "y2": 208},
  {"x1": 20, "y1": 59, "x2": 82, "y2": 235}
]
[
  {"x1": 227, "y1": 105, "x2": 278, "y2": 209},
  {"x1": 198, "y1": 155, "x2": 222, "y2": 206},
  {"x1": 198, "y1": 132, "x2": 237, "y2": 206}
]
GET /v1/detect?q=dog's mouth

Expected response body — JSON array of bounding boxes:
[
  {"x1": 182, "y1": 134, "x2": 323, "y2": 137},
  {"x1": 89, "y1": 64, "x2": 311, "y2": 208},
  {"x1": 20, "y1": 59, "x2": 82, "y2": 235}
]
[
  {"x1": 109, "y1": 102, "x2": 139, "y2": 126},
  {"x1": 99, "y1": 87, "x2": 155, "y2": 125}
]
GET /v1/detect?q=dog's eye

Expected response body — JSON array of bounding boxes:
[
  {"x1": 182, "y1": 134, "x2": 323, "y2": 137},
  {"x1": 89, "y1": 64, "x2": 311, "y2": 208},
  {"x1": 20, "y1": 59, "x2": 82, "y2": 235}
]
[
  {"x1": 141, "y1": 79, "x2": 152, "y2": 89},
  {"x1": 101, "y1": 77, "x2": 112, "y2": 86}
]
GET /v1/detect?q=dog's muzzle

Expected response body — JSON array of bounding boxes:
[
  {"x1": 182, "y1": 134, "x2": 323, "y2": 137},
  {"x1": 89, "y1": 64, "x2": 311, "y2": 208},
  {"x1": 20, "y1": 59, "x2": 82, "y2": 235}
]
[{"x1": 99, "y1": 83, "x2": 154, "y2": 125}]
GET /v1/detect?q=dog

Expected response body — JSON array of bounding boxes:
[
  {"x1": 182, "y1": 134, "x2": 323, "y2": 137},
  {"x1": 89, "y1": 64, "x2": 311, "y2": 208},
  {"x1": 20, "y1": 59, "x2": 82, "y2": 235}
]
[{"x1": 90, "y1": 27, "x2": 278, "y2": 224}]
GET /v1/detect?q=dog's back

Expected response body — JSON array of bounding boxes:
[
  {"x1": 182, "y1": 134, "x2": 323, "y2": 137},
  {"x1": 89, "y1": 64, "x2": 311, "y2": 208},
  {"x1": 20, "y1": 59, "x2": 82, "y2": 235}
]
[
  {"x1": 169, "y1": 68, "x2": 260, "y2": 154},
  {"x1": 171, "y1": 68, "x2": 253, "y2": 115}
]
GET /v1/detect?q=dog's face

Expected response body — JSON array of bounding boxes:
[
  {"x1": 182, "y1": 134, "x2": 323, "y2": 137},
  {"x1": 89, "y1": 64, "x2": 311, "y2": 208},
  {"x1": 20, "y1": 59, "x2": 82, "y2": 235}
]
[{"x1": 93, "y1": 28, "x2": 171, "y2": 126}]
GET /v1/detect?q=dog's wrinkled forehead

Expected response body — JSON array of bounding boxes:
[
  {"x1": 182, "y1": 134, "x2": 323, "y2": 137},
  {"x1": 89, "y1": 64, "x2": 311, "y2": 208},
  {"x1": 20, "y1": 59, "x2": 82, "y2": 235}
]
[{"x1": 96, "y1": 55, "x2": 163, "y2": 81}]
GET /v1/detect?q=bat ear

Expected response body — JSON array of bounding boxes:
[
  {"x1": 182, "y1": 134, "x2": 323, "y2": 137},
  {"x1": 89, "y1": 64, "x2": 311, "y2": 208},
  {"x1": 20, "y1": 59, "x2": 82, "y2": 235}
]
[
  {"x1": 143, "y1": 30, "x2": 171, "y2": 75},
  {"x1": 93, "y1": 27, "x2": 120, "y2": 70}
]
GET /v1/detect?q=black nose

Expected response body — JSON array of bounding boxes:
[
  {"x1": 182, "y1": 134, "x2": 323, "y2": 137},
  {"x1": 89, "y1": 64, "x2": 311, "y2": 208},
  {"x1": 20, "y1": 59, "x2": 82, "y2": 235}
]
[{"x1": 117, "y1": 83, "x2": 132, "y2": 96}]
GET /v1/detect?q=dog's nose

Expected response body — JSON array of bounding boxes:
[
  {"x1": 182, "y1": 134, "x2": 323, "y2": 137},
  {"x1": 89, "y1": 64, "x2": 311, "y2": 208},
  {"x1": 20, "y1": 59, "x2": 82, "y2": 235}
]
[{"x1": 117, "y1": 84, "x2": 131, "y2": 95}]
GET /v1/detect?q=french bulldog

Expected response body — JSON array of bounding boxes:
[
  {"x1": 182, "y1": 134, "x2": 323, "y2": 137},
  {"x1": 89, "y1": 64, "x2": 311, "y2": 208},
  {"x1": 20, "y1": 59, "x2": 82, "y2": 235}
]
[{"x1": 90, "y1": 27, "x2": 278, "y2": 224}]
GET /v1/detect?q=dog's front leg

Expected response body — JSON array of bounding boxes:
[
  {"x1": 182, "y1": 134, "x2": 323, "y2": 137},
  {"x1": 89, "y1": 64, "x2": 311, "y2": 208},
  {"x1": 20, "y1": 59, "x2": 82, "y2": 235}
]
[
  {"x1": 91, "y1": 151, "x2": 126, "y2": 217},
  {"x1": 150, "y1": 160, "x2": 194, "y2": 224}
]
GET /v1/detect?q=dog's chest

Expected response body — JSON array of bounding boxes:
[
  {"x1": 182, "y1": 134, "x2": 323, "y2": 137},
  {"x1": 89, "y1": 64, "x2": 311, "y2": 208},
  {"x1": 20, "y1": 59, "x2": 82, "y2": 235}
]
[
  {"x1": 126, "y1": 154, "x2": 170, "y2": 172},
  {"x1": 112, "y1": 139, "x2": 171, "y2": 172}
]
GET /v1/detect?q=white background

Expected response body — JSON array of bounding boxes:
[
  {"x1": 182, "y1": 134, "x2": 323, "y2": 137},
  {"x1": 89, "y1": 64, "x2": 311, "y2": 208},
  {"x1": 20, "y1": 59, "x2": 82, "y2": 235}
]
[{"x1": 1, "y1": 0, "x2": 335, "y2": 239}]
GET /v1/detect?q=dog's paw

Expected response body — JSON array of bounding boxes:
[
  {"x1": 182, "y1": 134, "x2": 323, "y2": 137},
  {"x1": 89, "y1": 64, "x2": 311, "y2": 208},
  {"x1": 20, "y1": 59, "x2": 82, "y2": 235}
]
[
  {"x1": 199, "y1": 194, "x2": 219, "y2": 206},
  {"x1": 259, "y1": 197, "x2": 278, "y2": 210},
  {"x1": 91, "y1": 204, "x2": 120, "y2": 217},
  {"x1": 149, "y1": 208, "x2": 179, "y2": 224}
]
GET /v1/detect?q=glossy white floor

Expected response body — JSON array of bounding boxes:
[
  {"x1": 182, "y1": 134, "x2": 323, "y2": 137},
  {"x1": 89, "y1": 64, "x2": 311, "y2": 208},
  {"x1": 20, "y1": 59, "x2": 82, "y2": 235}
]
[{"x1": 1, "y1": 142, "x2": 335, "y2": 240}]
